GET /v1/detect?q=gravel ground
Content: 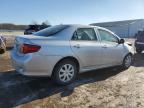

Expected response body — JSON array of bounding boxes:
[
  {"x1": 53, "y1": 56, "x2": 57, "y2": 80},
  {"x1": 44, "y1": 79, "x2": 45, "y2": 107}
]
[
  {"x1": 1, "y1": 39, "x2": 144, "y2": 108},
  {"x1": 0, "y1": 52, "x2": 144, "y2": 108}
]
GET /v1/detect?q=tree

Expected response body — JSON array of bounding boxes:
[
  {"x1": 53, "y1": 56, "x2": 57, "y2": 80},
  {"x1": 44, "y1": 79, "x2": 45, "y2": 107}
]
[
  {"x1": 41, "y1": 20, "x2": 51, "y2": 26},
  {"x1": 31, "y1": 21, "x2": 38, "y2": 25},
  {"x1": 41, "y1": 20, "x2": 51, "y2": 29}
]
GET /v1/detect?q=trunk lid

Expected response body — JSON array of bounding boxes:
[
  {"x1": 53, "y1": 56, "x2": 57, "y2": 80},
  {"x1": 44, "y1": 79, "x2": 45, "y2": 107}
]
[{"x1": 14, "y1": 35, "x2": 50, "y2": 56}]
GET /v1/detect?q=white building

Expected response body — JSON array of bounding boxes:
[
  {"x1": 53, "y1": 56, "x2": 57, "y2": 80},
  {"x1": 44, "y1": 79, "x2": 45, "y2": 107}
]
[{"x1": 91, "y1": 19, "x2": 144, "y2": 38}]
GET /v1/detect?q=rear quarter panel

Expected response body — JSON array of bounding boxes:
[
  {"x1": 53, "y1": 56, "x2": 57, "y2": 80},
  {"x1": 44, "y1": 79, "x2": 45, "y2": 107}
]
[{"x1": 30, "y1": 39, "x2": 81, "y2": 74}]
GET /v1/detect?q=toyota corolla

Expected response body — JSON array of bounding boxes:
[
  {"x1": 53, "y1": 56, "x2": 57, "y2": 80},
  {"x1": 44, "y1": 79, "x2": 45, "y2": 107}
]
[{"x1": 11, "y1": 24, "x2": 134, "y2": 85}]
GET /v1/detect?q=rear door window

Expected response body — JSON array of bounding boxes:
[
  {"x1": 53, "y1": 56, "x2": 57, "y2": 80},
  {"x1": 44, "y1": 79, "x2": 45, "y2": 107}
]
[{"x1": 72, "y1": 28, "x2": 97, "y2": 41}]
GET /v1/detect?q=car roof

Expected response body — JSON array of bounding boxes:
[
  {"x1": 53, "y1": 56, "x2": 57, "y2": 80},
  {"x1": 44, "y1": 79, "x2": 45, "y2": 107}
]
[
  {"x1": 64, "y1": 24, "x2": 112, "y2": 33},
  {"x1": 63, "y1": 24, "x2": 107, "y2": 30},
  {"x1": 64, "y1": 24, "x2": 119, "y2": 38},
  {"x1": 65, "y1": 24, "x2": 96, "y2": 28}
]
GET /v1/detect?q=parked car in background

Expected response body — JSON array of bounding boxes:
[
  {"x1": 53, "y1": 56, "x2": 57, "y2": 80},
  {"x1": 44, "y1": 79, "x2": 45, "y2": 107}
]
[
  {"x1": 0, "y1": 36, "x2": 6, "y2": 54},
  {"x1": 11, "y1": 24, "x2": 134, "y2": 85},
  {"x1": 24, "y1": 24, "x2": 51, "y2": 35},
  {"x1": 135, "y1": 30, "x2": 144, "y2": 53}
]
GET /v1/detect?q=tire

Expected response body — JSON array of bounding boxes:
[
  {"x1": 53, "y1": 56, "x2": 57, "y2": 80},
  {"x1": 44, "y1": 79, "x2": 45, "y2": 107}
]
[
  {"x1": 122, "y1": 54, "x2": 132, "y2": 69},
  {"x1": 52, "y1": 59, "x2": 78, "y2": 85},
  {"x1": 0, "y1": 47, "x2": 5, "y2": 54},
  {"x1": 136, "y1": 49, "x2": 142, "y2": 53}
]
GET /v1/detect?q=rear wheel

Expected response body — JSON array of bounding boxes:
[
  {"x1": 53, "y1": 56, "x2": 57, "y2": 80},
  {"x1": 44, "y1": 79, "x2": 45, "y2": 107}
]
[
  {"x1": 52, "y1": 59, "x2": 78, "y2": 85},
  {"x1": 122, "y1": 54, "x2": 132, "y2": 69}
]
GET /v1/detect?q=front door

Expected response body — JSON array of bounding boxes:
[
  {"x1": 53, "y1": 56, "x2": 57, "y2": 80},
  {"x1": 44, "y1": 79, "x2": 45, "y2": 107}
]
[{"x1": 97, "y1": 29, "x2": 124, "y2": 66}]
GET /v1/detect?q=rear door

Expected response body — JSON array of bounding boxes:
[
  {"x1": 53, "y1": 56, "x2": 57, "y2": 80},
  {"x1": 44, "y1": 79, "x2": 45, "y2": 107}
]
[
  {"x1": 70, "y1": 28, "x2": 102, "y2": 68},
  {"x1": 97, "y1": 28, "x2": 124, "y2": 66}
]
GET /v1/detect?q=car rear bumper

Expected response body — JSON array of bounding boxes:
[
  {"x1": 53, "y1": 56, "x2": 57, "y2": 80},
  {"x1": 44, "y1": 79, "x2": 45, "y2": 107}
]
[{"x1": 11, "y1": 51, "x2": 62, "y2": 77}]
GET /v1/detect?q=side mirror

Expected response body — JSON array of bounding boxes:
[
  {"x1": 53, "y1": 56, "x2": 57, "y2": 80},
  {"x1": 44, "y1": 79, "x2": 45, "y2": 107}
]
[{"x1": 119, "y1": 38, "x2": 125, "y2": 44}]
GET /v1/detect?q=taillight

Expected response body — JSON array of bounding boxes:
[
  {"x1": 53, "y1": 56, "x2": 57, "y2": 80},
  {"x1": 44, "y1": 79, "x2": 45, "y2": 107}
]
[{"x1": 20, "y1": 44, "x2": 41, "y2": 54}]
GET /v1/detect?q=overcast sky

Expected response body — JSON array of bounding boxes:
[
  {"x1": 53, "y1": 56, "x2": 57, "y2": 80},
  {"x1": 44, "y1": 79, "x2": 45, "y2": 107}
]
[{"x1": 0, "y1": 0, "x2": 143, "y2": 25}]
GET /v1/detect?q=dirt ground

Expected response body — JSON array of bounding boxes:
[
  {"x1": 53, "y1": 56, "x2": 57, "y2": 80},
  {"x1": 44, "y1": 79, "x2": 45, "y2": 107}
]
[{"x1": 1, "y1": 39, "x2": 144, "y2": 108}]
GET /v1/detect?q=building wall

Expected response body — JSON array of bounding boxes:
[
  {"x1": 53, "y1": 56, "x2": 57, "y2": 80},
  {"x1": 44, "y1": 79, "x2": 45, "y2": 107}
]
[
  {"x1": 129, "y1": 20, "x2": 144, "y2": 37},
  {"x1": 105, "y1": 25, "x2": 129, "y2": 38},
  {"x1": 98, "y1": 19, "x2": 144, "y2": 38}
]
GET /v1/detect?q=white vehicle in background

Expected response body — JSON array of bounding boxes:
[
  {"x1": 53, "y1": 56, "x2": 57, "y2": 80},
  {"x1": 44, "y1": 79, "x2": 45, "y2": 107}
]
[
  {"x1": 11, "y1": 24, "x2": 134, "y2": 85},
  {"x1": 0, "y1": 36, "x2": 6, "y2": 54}
]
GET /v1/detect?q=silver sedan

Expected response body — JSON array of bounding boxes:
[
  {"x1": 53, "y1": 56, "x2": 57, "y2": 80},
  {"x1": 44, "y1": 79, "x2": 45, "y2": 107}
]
[{"x1": 11, "y1": 24, "x2": 134, "y2": 85}]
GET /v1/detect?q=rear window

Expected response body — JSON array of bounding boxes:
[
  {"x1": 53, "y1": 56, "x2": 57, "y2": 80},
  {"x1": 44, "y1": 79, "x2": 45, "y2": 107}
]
[{"x1": 34, "y1": 25, "x2": 69, "y2": 37}]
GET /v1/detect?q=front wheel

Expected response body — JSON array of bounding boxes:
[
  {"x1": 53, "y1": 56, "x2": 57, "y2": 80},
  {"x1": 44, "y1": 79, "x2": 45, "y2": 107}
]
[
  {"x1": 52, "y1": 59, "x2": 78, "y2": 85},
  {"x1": 122, "y1": 54, "x2": 133, "y2": 69}
]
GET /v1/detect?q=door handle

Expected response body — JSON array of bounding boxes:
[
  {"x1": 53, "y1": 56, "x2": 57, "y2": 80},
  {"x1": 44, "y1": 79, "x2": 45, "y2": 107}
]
[
  {"x1": 102, "y1": 45, "x2": 108, "y2": 48},
  {"x1": 73, "y1": 44, "x2": 80, "y2": 48}
]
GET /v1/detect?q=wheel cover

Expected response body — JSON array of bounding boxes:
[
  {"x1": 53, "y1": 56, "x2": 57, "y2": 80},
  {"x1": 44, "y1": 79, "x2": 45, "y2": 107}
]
[
  {"x1": 124, "y1": 55, "x2": 132, "y2": 67},
  {"x1": 59, "y1": 64, "x2": 75, "y2": 82}
]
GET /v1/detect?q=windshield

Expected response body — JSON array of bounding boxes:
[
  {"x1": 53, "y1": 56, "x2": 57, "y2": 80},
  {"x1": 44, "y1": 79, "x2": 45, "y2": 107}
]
[{"x1": 34, "y1": 25, "x2": 69, "y2": 37}]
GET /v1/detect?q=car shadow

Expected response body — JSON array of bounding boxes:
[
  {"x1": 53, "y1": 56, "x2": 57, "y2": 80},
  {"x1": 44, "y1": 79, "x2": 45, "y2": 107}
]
[
  {"x1": 132, "y1": 53, "x2": 144, "y2": 67},
  {"x1": 0, "y1": 67, "x2": 123, "y2": 108}
]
